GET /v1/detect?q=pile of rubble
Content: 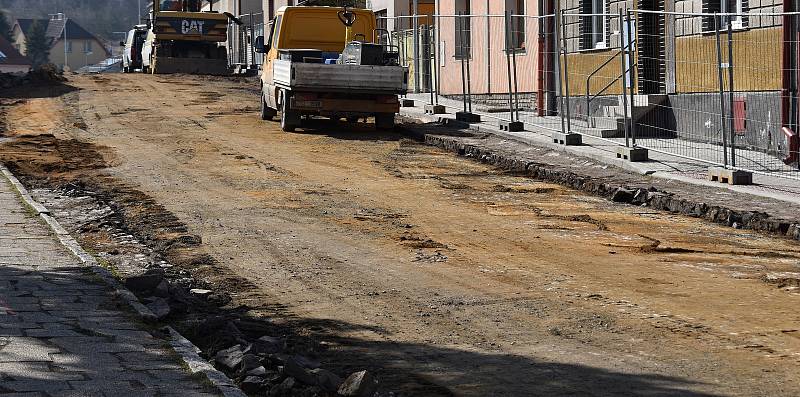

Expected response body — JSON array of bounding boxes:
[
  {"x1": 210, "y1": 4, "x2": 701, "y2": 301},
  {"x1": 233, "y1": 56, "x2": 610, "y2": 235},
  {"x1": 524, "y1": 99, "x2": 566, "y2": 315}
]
[
  {"x1": 214, "y1": 343, "x2": 378, "y2": 396},
  {"x1": 0, "y1": 64, "x2": 67, "y2": 89},
  {"x1": 124, "y1": 268, "x2": 381, "y2": 397}
]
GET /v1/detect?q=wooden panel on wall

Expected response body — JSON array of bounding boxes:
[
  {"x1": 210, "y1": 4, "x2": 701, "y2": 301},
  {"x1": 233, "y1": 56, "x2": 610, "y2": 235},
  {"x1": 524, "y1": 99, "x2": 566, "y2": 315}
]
[
  {"x1": 675, "y1": 27, "x2": 782, "y2": 93},
  {"x1": 562, "y1": 50, "x2": 627, "y2": 96}
]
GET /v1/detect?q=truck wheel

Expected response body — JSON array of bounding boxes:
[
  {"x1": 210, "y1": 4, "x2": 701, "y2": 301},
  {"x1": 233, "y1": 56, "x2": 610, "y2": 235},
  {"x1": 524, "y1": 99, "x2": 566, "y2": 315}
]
[
  {"x1": 261, "y1": 93, "x2": 276, "y2": 121},
  {"x1": 280, "y1": 96, "x2": 300, "y2": 132},
  {"x1": 375, "y1": 113, "x2": 395, "y2": 130}
]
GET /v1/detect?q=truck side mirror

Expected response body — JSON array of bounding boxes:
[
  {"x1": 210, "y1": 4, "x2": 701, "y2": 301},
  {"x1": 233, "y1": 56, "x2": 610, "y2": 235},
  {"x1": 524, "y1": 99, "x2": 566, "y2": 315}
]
[{"x1": 254, "y1": 36, "x2": 268, "y2": 53}]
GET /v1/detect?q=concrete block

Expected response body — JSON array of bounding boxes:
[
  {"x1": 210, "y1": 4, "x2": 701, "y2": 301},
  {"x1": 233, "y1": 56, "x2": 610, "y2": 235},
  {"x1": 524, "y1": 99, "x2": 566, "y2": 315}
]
[
  {"x1": 616, "y1": 146, "x2": 649, "y2": 162},
  {"x1": 401, "y1": 99, "x2": 415, "y2": 107},
  {"x1": 499, "y1": 120, "x2": 524, "y2": 132},
  {"x1": 552, "y1": 132, "x2": 582, "y2": 146},
  {"x1": 455, "y1": 111, "x2": 481, "y2": 123},
  {"x1": 424, "y1": 104, "x2": 446, "y2": 115},
  {"x1": 708, "y1": 167, "x2": 752, "y2": 185}
]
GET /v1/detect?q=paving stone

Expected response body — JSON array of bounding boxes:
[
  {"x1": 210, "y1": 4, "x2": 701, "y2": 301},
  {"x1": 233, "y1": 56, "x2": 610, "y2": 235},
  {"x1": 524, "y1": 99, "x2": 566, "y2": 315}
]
[
  {"x1": 0, "y1": 177, "x2": 219, "y2": 395},
  {"x1": 1, "y1": 380, "x2": 72, "y2": 393}
]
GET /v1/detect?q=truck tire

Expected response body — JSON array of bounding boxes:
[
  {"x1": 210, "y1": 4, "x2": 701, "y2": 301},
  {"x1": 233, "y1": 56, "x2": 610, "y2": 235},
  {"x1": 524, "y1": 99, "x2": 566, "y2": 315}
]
[
  {"x1": 375, "y1": 113, "x2": 395, "y2": 130},
  {"x1": 280, "y1": 95, "x2": 300, "y2": 132},
  {"x1": 261, "y1": 93, "x2": 277, "y2": 121}
]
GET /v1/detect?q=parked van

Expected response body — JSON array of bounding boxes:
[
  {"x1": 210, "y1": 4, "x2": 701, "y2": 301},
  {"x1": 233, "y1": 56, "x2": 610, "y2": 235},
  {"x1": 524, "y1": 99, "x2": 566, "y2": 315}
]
[{"x1": 122, "y1": 25, "x2": 148, "y2": 73}]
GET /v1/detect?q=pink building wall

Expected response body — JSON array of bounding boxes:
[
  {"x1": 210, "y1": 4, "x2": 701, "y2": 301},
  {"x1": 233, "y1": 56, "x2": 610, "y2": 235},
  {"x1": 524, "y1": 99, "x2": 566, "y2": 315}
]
[{"x1": 437, "y1": 0, "x2": 543, "y2": 97}]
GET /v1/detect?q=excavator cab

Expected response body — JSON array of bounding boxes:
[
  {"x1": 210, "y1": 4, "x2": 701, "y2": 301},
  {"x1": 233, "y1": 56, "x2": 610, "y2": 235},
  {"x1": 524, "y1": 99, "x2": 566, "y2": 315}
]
[{"x1": 158, "y1": 0, "x2": 202, "y2": 12}]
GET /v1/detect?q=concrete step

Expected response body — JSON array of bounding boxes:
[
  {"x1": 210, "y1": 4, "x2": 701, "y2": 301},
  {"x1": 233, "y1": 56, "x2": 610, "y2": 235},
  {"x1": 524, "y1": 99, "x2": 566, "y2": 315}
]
[{"x1": 570, "y1": 118, "x2": 623, "y2": 138}]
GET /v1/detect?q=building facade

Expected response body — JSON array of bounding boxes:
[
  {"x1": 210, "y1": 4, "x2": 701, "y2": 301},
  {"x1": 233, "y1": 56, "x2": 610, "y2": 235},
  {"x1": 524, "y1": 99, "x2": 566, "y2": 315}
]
[
  {"x1": 0, "y1": 36, "x2": 31, "y2": 74},
  {"x1": 559, "y1": 0, "x2": 792, "y2": 154},
  {"x1": 12, "y1": 15, "x2": 111, "y2": 71}
]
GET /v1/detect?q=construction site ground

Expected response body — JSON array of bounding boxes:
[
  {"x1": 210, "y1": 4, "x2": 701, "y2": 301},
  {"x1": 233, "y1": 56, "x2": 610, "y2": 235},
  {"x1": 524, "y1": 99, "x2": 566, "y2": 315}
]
[{"x1": 2, "y1": 73, "x2": 800, "y2": 396}]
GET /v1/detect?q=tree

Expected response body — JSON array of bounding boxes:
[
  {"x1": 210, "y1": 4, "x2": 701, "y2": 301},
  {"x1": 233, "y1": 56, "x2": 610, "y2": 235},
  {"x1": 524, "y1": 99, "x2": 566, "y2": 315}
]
[
  {"x1": 0, "y1": 11, "x2": 11, "y2": 42},
  {"x1": 25, "y1": 20, "x2": 50, "y2": 68}
]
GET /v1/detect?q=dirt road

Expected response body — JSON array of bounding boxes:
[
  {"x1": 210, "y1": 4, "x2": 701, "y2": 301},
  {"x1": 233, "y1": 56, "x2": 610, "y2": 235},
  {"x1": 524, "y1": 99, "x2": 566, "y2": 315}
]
[{"x1": 2, "y1": 73, "x2": 800, "y2": 396}]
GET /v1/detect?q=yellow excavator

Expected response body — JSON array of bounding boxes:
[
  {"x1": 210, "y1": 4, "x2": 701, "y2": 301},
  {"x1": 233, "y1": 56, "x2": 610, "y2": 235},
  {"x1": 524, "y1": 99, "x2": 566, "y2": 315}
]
[{"x1": 141, "y1": 0, "x2": 236, "y2": 75}]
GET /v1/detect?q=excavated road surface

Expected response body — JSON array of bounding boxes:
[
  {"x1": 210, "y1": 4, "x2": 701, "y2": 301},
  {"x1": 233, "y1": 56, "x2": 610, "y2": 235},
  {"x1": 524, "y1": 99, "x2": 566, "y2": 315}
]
[{"x1": 2, "y1": 73, "x2": 800, "y2": 396}]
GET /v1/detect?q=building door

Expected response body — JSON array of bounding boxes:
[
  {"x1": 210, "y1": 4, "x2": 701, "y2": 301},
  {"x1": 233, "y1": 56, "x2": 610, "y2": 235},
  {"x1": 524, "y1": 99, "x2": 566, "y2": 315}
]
[{"x1": 636, "y1": 0, "x2": 667, "y2": 94}]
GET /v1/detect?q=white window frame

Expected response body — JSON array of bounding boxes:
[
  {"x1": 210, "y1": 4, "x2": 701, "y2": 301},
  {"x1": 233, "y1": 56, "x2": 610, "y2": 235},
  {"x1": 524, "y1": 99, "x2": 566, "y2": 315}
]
[
  {"x1": 590, "y1": 0, "x2": 607, "y2": 49},
  {"x1": 722, "y1": 0, "x2": 745, "y2": 30}
]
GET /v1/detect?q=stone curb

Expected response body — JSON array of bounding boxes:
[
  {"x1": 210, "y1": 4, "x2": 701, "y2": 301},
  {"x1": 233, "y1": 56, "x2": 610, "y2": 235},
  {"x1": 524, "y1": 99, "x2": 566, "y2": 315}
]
[
  {"x1": 166, "y1": 327, "x2": 248, "y2": 397},
  {"x1": 396, "y1": 118, "x2": 800, "y2": 241},
  {"x1": 0, "y1": 163, "x2": 246, "y2": 397}
]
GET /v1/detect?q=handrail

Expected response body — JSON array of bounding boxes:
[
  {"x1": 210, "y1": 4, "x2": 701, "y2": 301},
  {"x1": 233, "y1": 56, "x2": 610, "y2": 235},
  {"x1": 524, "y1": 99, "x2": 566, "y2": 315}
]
[
  {"x1": 585, "y1": 39, "x2": 635, "y2": 127},
  {"x1": 585, "y1": 49, "x2": 622, "y2": 124}
]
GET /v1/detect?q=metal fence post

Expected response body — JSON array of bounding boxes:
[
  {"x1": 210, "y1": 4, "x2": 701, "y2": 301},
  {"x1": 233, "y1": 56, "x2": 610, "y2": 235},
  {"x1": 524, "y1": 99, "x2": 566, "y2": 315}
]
[
  {"x1": 627, "y1": 9, "x2": 638, "y2": 146},
  {"x1": 459, "y1": 13, "x2": 469, "y2": 113},
  {"x1": 505, "y1": 11, "x2": 516, "y2": 122},
  {"x1": 619, "y1": 9, "x2": 631, "y2": 148},
  {"x1": 511, "y1": 14, "x2": 521, "y2": 122},
  {"x1": 555, "y1": 10, "x2": 566, "y2": 134},
  {"x1": 434, "y1": 15, "x2": 440, "y2": 106},
  {"x1": 726, "y1": 21, "x2": 736, "y2": 167},
  {"x1": 714, "y1": 14, "x2": 729, "y2": 167},
  {"x1": 413, "y1": 14, "x2": 420, "y2": 93},
  {"x1": 561, "y1": 12, "x2": 572, "y2": 133}
]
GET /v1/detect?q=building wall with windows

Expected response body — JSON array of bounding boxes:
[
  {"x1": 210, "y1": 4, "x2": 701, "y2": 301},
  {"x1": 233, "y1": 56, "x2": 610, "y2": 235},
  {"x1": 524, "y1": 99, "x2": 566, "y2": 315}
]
[
  {"x1": 50, "y1": 38, "x2": 109, "y2": 71},
  {"x1": 672, "y1": 0, "x2": 783, "y2": 93},
  {"x1": 560, "y1": 0, "x2": 785, "y2": 96},
  {"x1": 437, "y1": 0, "x2": 541, "y2": 96},
  {"x1": 559, "y1": 0, "x2": 634, "y2": 96}
]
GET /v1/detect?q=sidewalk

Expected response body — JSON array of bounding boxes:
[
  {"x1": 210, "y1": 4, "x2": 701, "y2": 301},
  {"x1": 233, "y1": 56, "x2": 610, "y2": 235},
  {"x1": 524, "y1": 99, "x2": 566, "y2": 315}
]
[
  {"x1": 0, "y1": 175, "x2": 218, "y2": 396},
  {"x1": 402, "y1": 93, "x2": 800, "y2": 205}
]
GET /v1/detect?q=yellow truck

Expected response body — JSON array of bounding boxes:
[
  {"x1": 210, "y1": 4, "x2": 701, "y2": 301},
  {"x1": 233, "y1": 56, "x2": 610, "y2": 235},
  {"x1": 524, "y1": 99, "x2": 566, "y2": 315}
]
[{"x1": 255, "y1": 6, "x2": 408, "y2": 132}]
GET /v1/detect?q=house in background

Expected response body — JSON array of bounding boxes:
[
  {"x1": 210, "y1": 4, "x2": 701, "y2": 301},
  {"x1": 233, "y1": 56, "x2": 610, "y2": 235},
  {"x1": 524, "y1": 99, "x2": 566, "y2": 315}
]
[
  {"x1": 11, "y1": 14, "x2": 111, "y2": 71},
  {"x1": 0, "y1": 35, "x2": 31, "y2": 74}
]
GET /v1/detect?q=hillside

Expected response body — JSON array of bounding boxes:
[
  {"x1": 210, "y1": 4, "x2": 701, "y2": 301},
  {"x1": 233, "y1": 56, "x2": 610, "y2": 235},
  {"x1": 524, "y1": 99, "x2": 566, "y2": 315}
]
[{"x1": 0, "y1": 0, "x2": 141, "y2": 41}]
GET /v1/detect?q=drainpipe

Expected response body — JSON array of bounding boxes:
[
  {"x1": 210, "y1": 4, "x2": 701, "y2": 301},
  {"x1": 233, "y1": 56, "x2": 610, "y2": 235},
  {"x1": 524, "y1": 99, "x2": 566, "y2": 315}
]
[
  {"x1": 537, "y1": 0, "x2": 546, "y2": 116},
  {"x1": 783, "y1": 0, "x2": 795, "y2": 129},
  {"x1": 487, "y1": 0, "x2": 491, "y2": 95}
]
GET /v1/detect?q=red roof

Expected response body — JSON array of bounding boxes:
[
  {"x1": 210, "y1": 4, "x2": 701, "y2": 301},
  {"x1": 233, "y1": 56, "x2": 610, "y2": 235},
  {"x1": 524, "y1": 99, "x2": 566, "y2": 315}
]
[{"x1": 0, "y1": 36, "x2": 31, "y2": 66}]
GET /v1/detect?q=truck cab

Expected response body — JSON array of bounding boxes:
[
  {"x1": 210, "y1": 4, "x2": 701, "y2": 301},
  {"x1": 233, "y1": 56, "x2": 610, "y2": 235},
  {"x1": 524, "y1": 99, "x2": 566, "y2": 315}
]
[{"x1": 255, "y1": 6, "x2": 407, "y2": 132}]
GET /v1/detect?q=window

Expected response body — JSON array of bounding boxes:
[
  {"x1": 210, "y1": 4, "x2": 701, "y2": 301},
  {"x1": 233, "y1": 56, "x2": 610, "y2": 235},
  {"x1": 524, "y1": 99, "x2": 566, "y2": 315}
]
[
  {"x1": 160, "y1": 0, "x2": 182, "y2": 11},
  {"x1": 376, "y1": 9, "x2": 388, "y2": 32},
  {"x1": 272, "y1": 16, "x2": 282, "y2": 49},
  {"x1": 455, "y1": 0, "x2": 471, "y2": 59},
  {"x1": 722, "y1": 0, "x2": 746, "y2": 29},
  {"x1": 506, "y1": 0, "x2": 525, "y2": 51},
  {"x1": 84, "y1": 40, "x2": 93, "y2": 54},
  {"x1": 702, "y1": 0, "x2": 749, "y2": 32},
  {"x1": 580, "y1": 0, "x2": 607, "y2": 49}
]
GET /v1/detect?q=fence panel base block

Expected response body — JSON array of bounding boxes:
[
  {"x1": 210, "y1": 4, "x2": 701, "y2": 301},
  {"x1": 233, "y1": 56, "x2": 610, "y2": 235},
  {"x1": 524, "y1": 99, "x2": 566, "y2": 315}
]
[
  {"x1": 553, "y1": 132, "x2": 582, "y2": 146},
  {"x1": 424, "y1": 104, "x2": 447, "y2": 114},
  {"x1": 456, "y1": 112, "x2": 482, "y2": 123},
  {"x1": 401, "y1": 99, "x2": 416, "y2": 107},
  {"x1": 708, "y1": 167, "x2": 753, "y2": 185},
  {"x1": 616, "y1": 147, "x2": 649, "y2": 162},
  {"x1": 499, "y1": 121, "x2": 525, "y2": 132}
]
